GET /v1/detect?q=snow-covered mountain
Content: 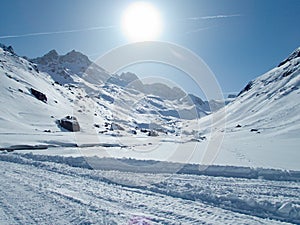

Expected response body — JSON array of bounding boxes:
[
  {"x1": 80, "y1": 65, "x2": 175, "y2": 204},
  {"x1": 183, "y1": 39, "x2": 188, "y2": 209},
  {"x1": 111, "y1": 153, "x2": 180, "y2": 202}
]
[
  {"x1": 31, "y1": 49, "x2": 110, "y2": 85},
  {"x1": 32, "y1": 48, "x2": 226, "y2": 117},
  {"x1": 183, "y1": 47, "x2": 300, "y2": 170},
  {"x1": 0, "y1": 44, "x2": 218, "y2": 149},
  {"x1": 108, "y1": 72, "x2": 186, "y2": 100},
  {"x1": 1, "y1": 43, "x2": 299, "y2": 170},
  {"x1": 193, "y1": 46, "x2": 300, "y2": 135},
  {"x1": 32, "y1": 50, "x2": 221, "y2": 107}
]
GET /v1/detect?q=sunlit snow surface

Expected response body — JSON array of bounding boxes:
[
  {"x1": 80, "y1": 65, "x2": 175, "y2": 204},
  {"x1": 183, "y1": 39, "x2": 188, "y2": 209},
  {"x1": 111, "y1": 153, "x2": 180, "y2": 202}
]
[
  {"x1": 0, "y1": 153, "x2": 299, "y2": 224},
  {"x1": 1, "y1": 45, "x2": 300, "y2": 224},
  {"x1": 1, "y1": 46, "x2": 300, "y2": 170}
]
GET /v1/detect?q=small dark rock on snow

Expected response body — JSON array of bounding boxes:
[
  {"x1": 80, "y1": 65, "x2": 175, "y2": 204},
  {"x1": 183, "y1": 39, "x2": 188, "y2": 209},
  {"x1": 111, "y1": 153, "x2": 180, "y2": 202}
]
[
  {"x1": 30, "y1": 88, "x2": 47, "y2": 103},
  {"x1": 109, "y1": 123, "x2": 124, "y2": 131}
]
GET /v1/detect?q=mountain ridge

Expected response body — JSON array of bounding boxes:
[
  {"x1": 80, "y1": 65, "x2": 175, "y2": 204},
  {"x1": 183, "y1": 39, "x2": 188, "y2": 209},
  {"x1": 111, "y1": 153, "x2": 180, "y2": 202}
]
[{"x1": 31, "y1": 49, "x2": 219, "y2": 105}]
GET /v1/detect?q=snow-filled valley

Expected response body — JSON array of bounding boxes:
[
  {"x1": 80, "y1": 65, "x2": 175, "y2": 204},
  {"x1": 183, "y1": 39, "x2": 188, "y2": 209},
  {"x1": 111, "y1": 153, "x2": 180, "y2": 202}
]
[{"x1": 0, "y1": 43, "x2": 300, "y2": 224}]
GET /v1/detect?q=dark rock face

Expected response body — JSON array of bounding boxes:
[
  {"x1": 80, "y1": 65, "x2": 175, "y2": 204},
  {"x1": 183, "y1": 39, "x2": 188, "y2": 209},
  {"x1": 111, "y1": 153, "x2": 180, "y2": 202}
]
[
  {"x1": 58, "y1": 116, "x2": 80, "y2": 132},
  {"x1": 30, "y1": 88, "x2": 47, "y2": 103},
  {"x1": 238, "y1": 81, "x2": 253, "y2": 97},
  {"x1": 0, "y1": 44, "x2": 15, "y2": 54},
  {"x1": 228, "y1": 94, "x2": 237, "y2": 99},
  {"x1": 278, "y1": 47, "x2": 300, "y2": 67}
]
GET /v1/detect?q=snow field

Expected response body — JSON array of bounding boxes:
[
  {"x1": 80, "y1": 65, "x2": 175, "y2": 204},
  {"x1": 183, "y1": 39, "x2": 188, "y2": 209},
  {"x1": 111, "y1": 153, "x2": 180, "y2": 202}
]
[{"x1": 0, "y1": 152, "x2": 299, "y2": 224}]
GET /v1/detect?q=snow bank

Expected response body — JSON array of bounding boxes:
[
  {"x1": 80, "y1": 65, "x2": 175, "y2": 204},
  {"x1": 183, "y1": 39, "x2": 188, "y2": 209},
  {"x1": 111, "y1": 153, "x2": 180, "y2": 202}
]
[
  {"x1": 0, "y1": 152, "x2": 299, "y2": 224},
  {"x1": 1, "y1": 152, "x2": 299, "y2": 182}
]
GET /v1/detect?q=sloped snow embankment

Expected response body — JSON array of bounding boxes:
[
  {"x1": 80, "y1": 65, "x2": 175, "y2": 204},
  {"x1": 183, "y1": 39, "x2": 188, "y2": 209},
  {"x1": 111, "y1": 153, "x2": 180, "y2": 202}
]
[{"x1": 0, "y1": 152, "x2": 299, "y2": 224}]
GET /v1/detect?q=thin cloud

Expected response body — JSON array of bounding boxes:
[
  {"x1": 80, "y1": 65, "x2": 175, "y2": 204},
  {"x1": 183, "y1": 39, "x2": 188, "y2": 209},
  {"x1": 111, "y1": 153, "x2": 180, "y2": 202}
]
[
  {"x1": 186, "y1": 14, "x2": 241, "y2": 21},
  {"x1": 183, "y1": 14, "x2": 241, "y2": 35},
  {"x1": 185, "y1": 26, "x2": 217, "y2": 35},
  {"x1": 0, "y1": 25, "x2": 115, "y2": 39}
]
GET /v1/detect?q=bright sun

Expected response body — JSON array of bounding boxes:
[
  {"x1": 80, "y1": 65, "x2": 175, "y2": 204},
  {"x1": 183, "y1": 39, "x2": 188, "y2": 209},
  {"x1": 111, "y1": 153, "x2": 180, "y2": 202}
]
[{"x1": 121, "y1": 2, "x2": 163, "y2": 42}]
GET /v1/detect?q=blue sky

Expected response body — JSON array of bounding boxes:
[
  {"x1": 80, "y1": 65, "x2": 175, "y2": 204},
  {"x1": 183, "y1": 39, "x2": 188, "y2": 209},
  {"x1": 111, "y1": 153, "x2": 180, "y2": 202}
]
[{"x1": 0, "y1": 0, "x2": 299, "y2": 97}]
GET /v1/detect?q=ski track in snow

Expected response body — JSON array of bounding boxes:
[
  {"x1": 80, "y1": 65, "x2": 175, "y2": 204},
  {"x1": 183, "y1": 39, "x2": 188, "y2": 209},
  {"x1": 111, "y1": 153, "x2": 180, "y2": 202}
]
[{"x1": 0, "y1": 153, "x2": 299, "y2": 224}]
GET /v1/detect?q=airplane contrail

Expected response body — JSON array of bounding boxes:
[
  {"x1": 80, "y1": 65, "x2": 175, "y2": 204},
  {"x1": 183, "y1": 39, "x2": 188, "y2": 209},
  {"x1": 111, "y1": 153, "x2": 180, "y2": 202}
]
[
  {"x1": 185, "y1": 26, "x2": 217, "y2": 35},
  {"x1": 0, "y1": 25, "x2": 115, "y2": 39},
  {"x1": 183, "y1": 14, "x2": 241, "y2": 34},
  {"x1": 186, "y1": 14, "x2": 241, "y2": 21}
]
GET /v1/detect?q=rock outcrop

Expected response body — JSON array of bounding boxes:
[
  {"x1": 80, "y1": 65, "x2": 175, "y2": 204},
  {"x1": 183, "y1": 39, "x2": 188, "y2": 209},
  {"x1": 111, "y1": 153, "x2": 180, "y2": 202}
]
[
  {"x1": 30, "y1": 88, "x2": 47, "y2": 103},
  {"x1": 58, "y1": 116, "x2": 80, "y2": 132}
]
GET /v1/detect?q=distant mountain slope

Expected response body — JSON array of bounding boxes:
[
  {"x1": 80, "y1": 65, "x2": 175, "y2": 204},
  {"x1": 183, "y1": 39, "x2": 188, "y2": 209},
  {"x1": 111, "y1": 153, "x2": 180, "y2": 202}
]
[
  {"x1": 226, "y1": 46, "x2": 300, "y2": 133},
  {"x1": 31, "y1": 48, "x2": 221, "y2": 116},
  {"x1": 189, "y1": 47, "x2": 300, "y2": 135},
  {"x1": 32, "y1": 51, "x2": 221, "y2": 106},
  {"x1": 0, "y1": 44, "x2": 218, "y2": 148},
  {"x1": 182, "y1": 47, "x2": 300, "y2": 170}
]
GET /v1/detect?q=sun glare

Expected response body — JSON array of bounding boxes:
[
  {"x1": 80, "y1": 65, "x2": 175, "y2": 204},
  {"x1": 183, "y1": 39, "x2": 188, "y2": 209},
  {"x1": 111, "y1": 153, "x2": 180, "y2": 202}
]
[{"x1": 121, "y1": 2, "x2": 163, "y2": 42}]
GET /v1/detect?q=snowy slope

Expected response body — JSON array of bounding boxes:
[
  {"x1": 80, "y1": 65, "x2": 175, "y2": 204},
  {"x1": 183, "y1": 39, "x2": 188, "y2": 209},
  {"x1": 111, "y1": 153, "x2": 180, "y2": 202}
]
[
  {"x1": 0, "y1": 44, "x2": 213, "y2": 149},
  {"x1": 1, "y1": 44, "x2": 300, "y2": 170},
  {"x1": 183, "y1": 47, "x2": 300, "y2": 170},
  {"x1": 0, "y1": 46, "x2": 117, "y2": 148}
]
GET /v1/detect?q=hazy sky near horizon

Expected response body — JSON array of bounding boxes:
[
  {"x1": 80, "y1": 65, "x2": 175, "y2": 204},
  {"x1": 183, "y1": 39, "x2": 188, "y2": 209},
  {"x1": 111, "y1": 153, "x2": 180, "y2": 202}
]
[{"x1": 0, "y1": 0, "x2": 299, "y2": 97}]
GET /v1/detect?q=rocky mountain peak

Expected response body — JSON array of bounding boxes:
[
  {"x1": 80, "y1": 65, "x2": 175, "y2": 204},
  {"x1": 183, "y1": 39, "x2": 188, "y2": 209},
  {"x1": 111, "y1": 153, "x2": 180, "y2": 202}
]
[
  {"x1": 278, "y1": 47, "x2": 300, "y2": 67},
  {"x1": 0, "y1": 43, "x2": 15, "y2": 54},
  {"x1": 61, "y1": 50, "x2": 91, "y2": 65},
  {"x1": 44, "y1": 50, "x2": 59, "y2": 60}
]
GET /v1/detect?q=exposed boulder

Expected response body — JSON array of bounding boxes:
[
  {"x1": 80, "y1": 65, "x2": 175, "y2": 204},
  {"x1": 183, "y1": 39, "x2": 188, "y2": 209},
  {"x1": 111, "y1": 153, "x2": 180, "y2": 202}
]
[
  {"x1": 140, "y1": 128, "x2": 148, "y2": 133},
  {"x1": 250, "y1": 128, "x2": 260, "y2": 133},
  {"x1": 109, "y1": 123, "x2": 124, "y2": 131},
  {"x1": 30, "y1": 88, "x2": 47, "y2": 103},
  {"x1": 148, "y1": 130, "x2": 159, "y2": 137},
  {"x1": 58, "y1": 116, "x2": 80, "y2": 132},
  {"x1": 131, "y1": 130, "x2": 137, "y2": 135}
]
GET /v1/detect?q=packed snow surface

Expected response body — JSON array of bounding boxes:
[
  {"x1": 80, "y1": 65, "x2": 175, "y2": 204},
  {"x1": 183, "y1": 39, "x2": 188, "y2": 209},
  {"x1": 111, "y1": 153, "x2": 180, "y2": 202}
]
[{"x1": 0, "y1": 152, "x2": 299, "y2": 224}]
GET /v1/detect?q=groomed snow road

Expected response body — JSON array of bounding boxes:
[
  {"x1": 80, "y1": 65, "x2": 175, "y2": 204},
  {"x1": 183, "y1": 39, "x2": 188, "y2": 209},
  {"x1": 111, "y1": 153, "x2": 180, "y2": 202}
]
[{"x1": 0, "y1": 153, "x2": 299, "y2": 224}]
